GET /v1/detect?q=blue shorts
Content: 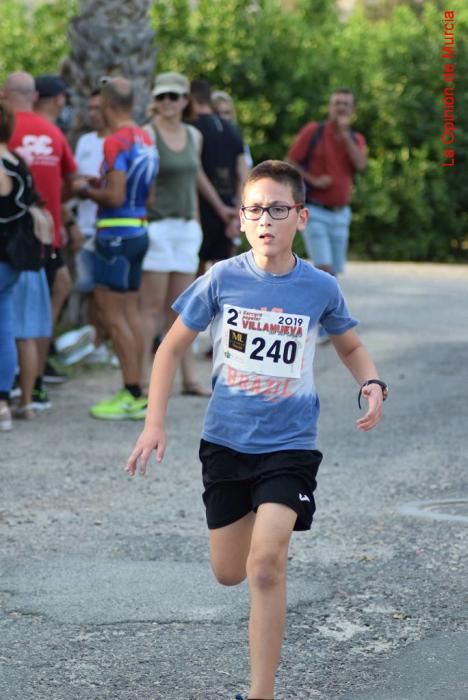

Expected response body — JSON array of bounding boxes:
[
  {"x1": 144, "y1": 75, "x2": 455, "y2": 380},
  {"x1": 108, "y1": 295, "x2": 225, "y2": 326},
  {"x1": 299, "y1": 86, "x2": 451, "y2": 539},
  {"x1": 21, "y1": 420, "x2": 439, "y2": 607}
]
[
  {"x1": 75, "y1": 245, "x2": 96, "y2": 294},
  {"x1": 302, "y1": 204, "x2": 352, "y2": 275},
  {"x1": 12, "y1": 268, "x2": 52, "y2": 339},
  {"x1": 94, "y1": 231, "x2": 149, "y2": 292}
]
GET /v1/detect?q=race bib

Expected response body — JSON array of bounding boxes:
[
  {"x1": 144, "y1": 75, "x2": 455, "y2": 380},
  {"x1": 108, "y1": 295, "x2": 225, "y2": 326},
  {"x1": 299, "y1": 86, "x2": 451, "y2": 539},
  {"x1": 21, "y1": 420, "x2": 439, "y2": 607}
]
[{"x1": 222, "y1": 305, "x2": 309, "y2": 379}]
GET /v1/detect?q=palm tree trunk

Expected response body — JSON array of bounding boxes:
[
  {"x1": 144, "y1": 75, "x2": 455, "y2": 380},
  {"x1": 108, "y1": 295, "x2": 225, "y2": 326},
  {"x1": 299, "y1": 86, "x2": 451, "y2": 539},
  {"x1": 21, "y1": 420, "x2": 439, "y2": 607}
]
[{"x1": 62, "y1": 0, "x2": 156, "y2": 140}]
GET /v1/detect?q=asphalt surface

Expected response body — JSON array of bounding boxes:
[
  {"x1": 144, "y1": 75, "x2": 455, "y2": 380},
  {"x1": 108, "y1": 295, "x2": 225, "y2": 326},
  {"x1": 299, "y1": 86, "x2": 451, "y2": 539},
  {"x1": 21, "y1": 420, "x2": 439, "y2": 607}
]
[{"x1": 1, "y1": 262, "x2": 467, "y2": 700}]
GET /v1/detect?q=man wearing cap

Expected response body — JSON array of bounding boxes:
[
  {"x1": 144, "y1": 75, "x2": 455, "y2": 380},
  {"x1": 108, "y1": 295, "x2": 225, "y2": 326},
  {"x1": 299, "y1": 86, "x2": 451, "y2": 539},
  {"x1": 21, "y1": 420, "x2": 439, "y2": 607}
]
[
  {"x1": 76, "y1": 76, "x2": 159, "y2": 420},
  {"x1": 33, "y1": 75, "x2": 85, "y2": 331}
]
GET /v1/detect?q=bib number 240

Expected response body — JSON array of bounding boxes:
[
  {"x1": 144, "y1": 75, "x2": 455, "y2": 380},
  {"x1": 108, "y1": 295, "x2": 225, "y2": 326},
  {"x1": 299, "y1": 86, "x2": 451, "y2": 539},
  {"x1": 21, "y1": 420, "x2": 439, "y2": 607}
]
[
  {"x1": 223, "y1": 304, "x2": 309, "y2": 378},
  {"x1": 250, "y1": 337, "x2": 297, "y2": 364}
]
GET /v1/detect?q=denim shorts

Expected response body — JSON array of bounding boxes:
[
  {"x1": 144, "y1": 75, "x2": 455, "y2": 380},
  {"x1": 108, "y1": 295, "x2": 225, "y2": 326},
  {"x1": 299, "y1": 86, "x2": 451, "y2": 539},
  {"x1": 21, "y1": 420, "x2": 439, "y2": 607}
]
[
  {"x1": 302, "y1": 204, "x2": 352, "y2": 275},
  {"x1": 94, "y1": 230, "x2": 149, "y2": 292},
  {"x1": 75, "y1": 239, "x2": 96, "y2": 294},
  {"x1": 12, "y1": 268, "x2": 52, "y2": 339}
]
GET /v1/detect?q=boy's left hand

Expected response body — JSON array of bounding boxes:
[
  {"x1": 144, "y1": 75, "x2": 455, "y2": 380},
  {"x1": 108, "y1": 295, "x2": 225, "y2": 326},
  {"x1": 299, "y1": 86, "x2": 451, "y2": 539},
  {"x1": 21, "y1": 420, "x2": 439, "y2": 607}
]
[
  {"x1": 126, "y1": 425, "x2": 166, "y2": 476},
  {"x1": 356, "y1": 384, "x2": 384, "y2": 431}
]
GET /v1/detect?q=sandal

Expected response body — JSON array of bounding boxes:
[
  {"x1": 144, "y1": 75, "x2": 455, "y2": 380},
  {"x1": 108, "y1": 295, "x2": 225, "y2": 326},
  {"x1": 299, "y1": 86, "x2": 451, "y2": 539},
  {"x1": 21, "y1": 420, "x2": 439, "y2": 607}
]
[
  {"x1": 181, "y1": 382, "x2": 211, "y2": 397},
  {"x1": 13, "y1": 404, "x2": 36, "y2": 420}
]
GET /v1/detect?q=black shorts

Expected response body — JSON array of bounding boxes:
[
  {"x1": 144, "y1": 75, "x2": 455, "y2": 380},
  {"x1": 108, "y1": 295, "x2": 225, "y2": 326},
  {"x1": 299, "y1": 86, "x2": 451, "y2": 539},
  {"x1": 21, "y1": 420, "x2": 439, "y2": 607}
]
[
  {"x1": 44, "y1": 248, "x2": 66, "y2": 291},
  {"x1": 199, "y1": 439, "x2": 323, "y2": 531}
]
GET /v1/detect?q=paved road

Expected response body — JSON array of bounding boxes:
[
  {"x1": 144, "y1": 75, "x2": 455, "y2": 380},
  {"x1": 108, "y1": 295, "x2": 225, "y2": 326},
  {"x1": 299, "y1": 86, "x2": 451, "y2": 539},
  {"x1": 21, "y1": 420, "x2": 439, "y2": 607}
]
[{"x1": 1, "y1": 262, "x2": 467, "y2": 700}]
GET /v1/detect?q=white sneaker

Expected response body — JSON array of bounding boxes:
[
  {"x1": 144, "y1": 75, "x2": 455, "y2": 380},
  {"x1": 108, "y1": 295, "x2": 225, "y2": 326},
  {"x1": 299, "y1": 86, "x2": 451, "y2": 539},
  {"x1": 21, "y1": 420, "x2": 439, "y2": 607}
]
[
  {"x1": 56, "y1": 325, "x2": 96, "y2": 357},
  {"x1": 84, "y1": 344, "x2": 110, "y2": 365},
  {"x1": 110, "y1": 353, "x2": 120, "y2": 368},
  {"x1": 60, "y1": 343, "x2": 96, "y2": 366},
  {"x1": 0, "y1": 405, "x2": 13, "y2": 431}
]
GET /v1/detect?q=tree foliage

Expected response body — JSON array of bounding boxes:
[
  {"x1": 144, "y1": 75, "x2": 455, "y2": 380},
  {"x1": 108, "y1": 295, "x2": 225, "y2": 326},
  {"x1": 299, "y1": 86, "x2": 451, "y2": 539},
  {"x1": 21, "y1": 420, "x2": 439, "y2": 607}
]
[
  {"x1": 0, "y1": 0, "x2": 76, "y2": 78},
  {"x1": 1, "y1": 0, "x2": 467, "y2": 261}
]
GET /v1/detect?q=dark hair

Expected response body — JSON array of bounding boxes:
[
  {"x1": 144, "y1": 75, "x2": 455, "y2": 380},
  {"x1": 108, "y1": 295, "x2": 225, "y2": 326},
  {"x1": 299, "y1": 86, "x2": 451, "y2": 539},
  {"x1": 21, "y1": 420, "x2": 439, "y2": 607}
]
[
  {"x1": 0, "y1": 101, "x2": 15, "y2": 142},
  {"x1": 190, "y1": 79, "x2": 212, "y2": 105},
  {"x1": 100, "y1": 77, "x2": 133, "y2": 111},
  {"x1": 90, "y1": 88, "x2": 101, "y2": 98},
  {"x1": 243, "y1": 160, "x2": 305, "y2": 205}
]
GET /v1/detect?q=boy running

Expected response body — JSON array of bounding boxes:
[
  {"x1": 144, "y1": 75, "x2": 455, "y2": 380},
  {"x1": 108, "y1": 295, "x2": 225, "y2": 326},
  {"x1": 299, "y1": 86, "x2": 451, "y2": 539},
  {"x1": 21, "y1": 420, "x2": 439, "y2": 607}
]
[{"x1": 126, "y1": 160, "x2": 387, "y2": 700}]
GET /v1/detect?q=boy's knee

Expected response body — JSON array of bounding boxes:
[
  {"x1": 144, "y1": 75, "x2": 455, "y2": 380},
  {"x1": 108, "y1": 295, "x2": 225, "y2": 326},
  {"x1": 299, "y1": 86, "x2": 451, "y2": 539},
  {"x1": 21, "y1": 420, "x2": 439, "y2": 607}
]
[
  {"x1": 212, "y1": 562, "x2": 247, "y2": 587},
  {"x1": 246, "y1": 550, "x2": 286, "y2": 590}
]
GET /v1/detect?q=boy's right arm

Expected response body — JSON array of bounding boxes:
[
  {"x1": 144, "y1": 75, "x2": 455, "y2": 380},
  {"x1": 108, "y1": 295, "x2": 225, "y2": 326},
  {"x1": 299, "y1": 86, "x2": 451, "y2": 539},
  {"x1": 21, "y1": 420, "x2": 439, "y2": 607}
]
[{"x1": 126, "y1": 317, "x2": 199, "y2": 476}]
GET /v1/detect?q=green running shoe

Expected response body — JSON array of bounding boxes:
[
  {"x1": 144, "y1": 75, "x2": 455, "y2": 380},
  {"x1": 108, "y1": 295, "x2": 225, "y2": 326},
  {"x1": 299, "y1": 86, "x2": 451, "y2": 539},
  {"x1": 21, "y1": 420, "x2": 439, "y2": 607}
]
[
  {"x1": 31, "y1": 387, "x2": 52, "y2": 410},
  {"x1": 89, "y1": 389, "x2": 147, "y2": 420}
]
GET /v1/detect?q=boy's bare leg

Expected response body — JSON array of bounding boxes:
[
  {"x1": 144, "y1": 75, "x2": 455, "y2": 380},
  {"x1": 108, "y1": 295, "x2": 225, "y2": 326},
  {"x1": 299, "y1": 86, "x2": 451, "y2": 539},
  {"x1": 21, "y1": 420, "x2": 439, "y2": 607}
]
[
  {"x1": 209, "y1": 503, "x2": 296, "y2": 699},
  {"x1": 209, "y1": 512, "x2": 255, "y2": 585},
  {"x1": 247, "y1": 503, "x2": 297, "y2": 700}
]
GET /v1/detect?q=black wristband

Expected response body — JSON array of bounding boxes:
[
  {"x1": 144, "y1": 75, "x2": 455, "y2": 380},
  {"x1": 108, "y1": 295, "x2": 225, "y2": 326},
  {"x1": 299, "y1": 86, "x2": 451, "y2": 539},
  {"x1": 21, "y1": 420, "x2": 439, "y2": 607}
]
[
  {"x1": 358, "y1": 379, "x2": 388, "y2": 409},
  {"x1": 77, "y1": 184, "x2": 90, "y2": 200}
]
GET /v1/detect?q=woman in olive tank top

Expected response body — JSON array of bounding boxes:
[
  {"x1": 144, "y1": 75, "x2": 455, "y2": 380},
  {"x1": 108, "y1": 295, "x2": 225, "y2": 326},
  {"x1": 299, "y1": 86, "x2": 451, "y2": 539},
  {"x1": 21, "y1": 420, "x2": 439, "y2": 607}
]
[{"x1": 140, "y1": 73, "x2": 230, "y2": 394}]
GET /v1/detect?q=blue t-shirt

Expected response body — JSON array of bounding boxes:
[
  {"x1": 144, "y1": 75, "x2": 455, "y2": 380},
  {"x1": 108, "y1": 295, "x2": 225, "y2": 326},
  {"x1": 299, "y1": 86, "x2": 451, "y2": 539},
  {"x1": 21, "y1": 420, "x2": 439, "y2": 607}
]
[
  {"x1": 173, "y1": 251, "x2": 358, "y2": 453},
  {"x1": 98, "y1": 126, "x2": 159, "y2": 237}
]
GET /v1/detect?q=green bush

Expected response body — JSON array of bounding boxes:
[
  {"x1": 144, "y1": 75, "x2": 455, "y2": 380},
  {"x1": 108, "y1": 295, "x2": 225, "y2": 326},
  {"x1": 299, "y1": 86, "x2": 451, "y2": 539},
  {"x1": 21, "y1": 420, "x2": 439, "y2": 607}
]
[
  {"x1": 1, "y1": 0, "x2": 466, "y2": 261},
  {"x1": 150, "y1": 0, "x2": 467, "y2": 262}
]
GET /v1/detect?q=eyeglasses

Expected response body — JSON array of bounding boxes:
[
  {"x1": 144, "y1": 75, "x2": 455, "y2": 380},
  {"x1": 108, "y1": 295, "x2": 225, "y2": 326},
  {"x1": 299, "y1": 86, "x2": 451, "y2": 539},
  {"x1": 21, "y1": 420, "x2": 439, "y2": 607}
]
[
  {"x1": 241, "y1": 204, "x2": 303, "y2": 221},
  {"x1": 154, "y1": 92, "x2": 182, "y2": 102}
]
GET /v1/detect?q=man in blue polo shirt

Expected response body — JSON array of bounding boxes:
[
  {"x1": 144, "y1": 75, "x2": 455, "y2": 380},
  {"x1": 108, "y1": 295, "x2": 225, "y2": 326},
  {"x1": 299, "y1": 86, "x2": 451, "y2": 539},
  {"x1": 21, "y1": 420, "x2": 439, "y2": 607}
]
[{"x1": 77, "y1": 77, "x2": 158, "y2": 419}]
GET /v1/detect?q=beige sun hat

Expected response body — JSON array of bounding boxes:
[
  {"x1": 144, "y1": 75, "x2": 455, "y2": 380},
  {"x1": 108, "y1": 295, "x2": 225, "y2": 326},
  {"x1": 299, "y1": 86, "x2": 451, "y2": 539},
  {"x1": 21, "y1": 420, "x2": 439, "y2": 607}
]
[{"x1": 152, "y1": 72, "x2": 189, "y2": 97}]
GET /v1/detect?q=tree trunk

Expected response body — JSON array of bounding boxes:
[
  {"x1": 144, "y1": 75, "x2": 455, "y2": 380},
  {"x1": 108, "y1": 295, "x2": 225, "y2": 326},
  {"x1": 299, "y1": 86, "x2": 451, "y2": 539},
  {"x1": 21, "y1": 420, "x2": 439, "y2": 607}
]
[{"x1": 62, "y1": 0, "x2": 156, "y2": 141}]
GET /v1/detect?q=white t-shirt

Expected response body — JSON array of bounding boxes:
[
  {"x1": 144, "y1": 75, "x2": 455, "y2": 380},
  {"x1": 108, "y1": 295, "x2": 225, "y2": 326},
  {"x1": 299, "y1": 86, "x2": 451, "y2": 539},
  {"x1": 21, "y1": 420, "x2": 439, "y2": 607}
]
[
  {"x1": 74, "y1": 131, "x2": 104, "y2": 237},
  {"x1": 173, "y1": 251, "x2": 358, "y2": 453}
]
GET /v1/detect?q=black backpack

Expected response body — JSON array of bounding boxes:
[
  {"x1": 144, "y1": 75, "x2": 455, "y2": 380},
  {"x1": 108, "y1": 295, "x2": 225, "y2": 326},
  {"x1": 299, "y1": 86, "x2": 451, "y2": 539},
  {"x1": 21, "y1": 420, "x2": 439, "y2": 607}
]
[{"x1": 299, "y1": 121, "x2": 358, "y2": 199}]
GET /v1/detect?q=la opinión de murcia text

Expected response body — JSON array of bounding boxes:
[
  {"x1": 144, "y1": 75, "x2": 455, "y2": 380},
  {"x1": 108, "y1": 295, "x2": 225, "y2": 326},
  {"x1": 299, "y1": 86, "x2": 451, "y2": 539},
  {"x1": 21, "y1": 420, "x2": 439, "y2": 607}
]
[{"x1": 441, "y1": 11, "x2": 455, "y2": 167}]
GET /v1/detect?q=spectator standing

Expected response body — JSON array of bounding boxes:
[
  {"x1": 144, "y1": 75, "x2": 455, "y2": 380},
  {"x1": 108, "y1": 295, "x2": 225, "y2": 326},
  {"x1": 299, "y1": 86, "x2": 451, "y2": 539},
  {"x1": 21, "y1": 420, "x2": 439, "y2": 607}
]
[
  {"x1": 211, "y1": 90, "x2": 253, "y2": 169},
  {"x1": 77, "y1": 77, "x2": 158, "y2": 420},
  {"x1": 2, "y1": 71, "x2": 83, "y2": 407},
  {"x1": 33, "y1": 75, "x2": 86, "y2": 372},
  {"x1": 140, "y1": 72, "x2": 229, "y2": 393},
  {"x1": 287, "y1": 89, "x2": 367, "y2": 278},
  {"x1": 190, "y1": 79, "x2": 248, "y2": 272},
  {"x1": 0, "y1": 103, "x2": 22, "y2": 430},
  {"x1": 74, "y1": 89, "x2": 109, "y2": 363}
]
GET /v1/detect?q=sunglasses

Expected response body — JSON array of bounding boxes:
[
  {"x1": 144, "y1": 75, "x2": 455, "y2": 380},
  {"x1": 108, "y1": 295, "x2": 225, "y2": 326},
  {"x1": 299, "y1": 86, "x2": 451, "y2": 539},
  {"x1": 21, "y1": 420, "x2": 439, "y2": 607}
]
[{"x1": 154, "y1": 92, "x2": 183, "y2": 102}]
